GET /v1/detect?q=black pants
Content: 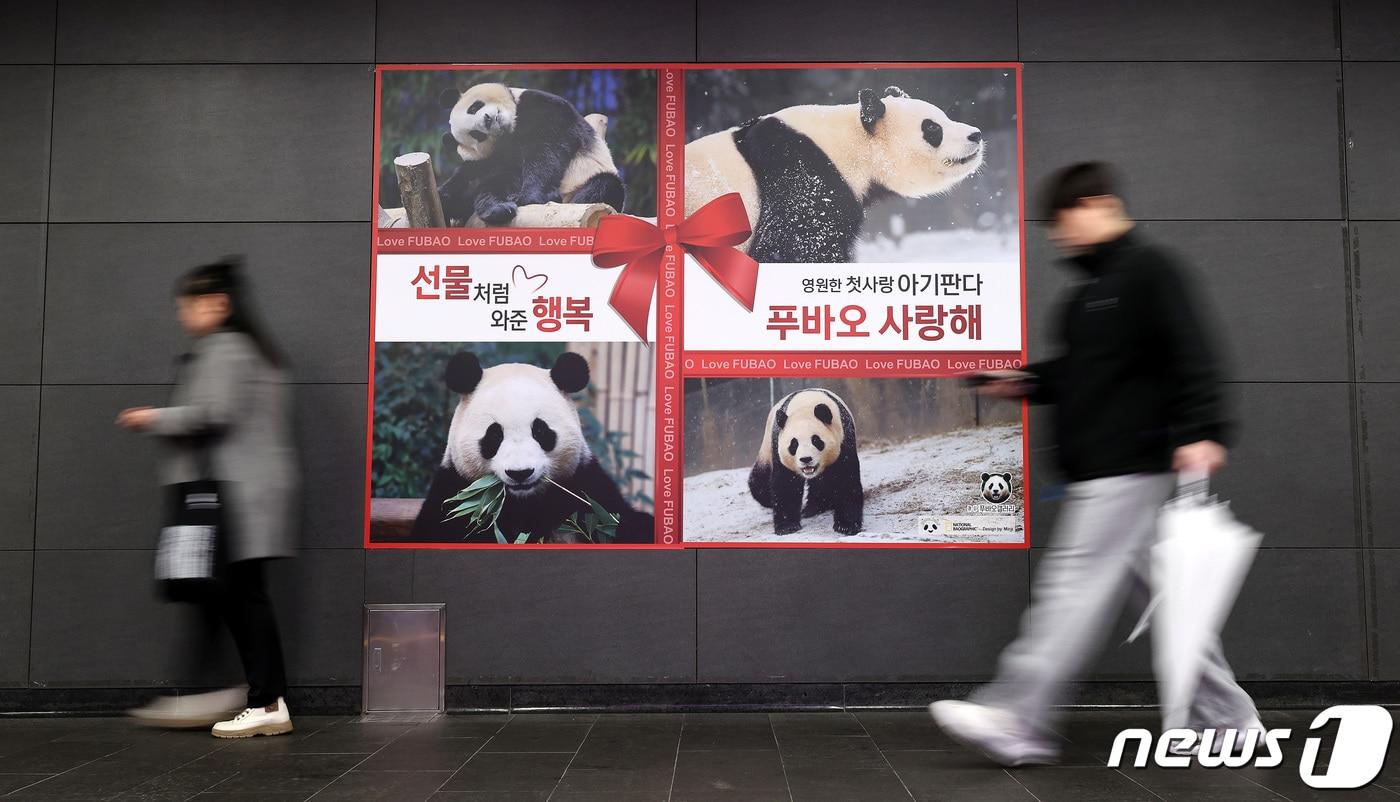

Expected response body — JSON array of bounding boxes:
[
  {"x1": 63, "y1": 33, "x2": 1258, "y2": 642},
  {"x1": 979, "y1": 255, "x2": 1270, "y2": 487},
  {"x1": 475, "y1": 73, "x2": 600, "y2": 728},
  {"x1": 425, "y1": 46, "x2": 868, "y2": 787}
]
[{"x1": 182, "y1": 559, "x2": 288, "y2": 709}]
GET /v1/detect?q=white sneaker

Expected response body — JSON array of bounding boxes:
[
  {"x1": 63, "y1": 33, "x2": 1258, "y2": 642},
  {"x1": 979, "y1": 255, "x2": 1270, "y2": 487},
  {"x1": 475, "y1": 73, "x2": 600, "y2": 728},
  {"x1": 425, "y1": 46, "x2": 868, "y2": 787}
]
[
  {"x1": 929, "y1": 700, "x2": 1059, "y2": 767},
  {"x1": 128, "y1": 687, "x2": 247, "y2": 729},
  {"x1": 211, "y1": 697, "x2": 294, "y2": 738}
]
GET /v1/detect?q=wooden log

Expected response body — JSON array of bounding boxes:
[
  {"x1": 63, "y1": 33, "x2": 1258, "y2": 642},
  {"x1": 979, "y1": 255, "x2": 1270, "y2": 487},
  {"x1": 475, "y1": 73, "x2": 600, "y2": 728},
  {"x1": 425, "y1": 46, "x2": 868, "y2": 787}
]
[
  {"x1": 393, "y1": 152, "x2": 446, "y2": 228},
  {"x1": 370, "y1": 498, "x2": 424, "y2": 539},
  {"x1": 467, "y1": 202, "x2": 615, "y2": 229},
  {"x1": 377, "y1": 205, "x2": 409, "y2": 228}
]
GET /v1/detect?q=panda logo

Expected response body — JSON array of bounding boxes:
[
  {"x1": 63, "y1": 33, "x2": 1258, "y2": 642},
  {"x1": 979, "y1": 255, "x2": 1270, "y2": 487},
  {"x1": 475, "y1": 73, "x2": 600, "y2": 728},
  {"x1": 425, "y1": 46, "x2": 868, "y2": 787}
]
[
  {"x1": 981, "y1": 473, "x2": 1013, "y2": 504},
  {"x1": 919, "y1": 517, "x2": 940, "y2": 534}
]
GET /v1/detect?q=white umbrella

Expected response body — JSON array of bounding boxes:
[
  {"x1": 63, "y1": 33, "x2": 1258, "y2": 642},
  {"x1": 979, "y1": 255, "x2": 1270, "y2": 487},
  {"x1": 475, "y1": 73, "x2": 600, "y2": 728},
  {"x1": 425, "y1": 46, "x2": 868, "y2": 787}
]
[{"x1": 1127, "y1": 472, "x2": 1262, "y2": 732}]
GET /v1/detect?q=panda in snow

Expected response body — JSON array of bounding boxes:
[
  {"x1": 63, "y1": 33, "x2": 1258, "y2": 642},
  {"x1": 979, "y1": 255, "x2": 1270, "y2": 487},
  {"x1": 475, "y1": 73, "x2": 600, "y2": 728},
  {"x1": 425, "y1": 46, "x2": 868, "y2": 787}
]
[
  {"x1": 686, "y1": 86, "x2": 984, "y2": 262},
  {"x1": 438, "y1": 82, "x2": 626, "y2": 226},
  {"x1": 748, "y1": 389, "x2": 863, "y2": 535},
  {"x1": 410, "y1": 351, "x2": 653, "y2": 543}
]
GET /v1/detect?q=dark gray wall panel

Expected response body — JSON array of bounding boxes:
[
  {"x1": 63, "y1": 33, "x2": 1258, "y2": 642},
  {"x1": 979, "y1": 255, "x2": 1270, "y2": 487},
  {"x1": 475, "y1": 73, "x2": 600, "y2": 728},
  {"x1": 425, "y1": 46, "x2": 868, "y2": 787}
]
[
  {"x1": 365, "y1": 550, "x2": 413, "y2": 603},
  {"x1": 1020, "y1": 0, "x2": 1336, "y2": 61},
  {"x1": 271, "y1": 549, "x2": 364, "y2": 685},
  {"x1": 1373, "y1": 550, "x2": 1400, "y2": 679},
  {"x1": 1361, "y1": 384, "x2": 1400, "y2": 548},
  {"x1": 34, "y1": 385, "x2": 169, "y2": 550},
  {"x1": 413, "y1": 550, "x2": 696, "y2": 684},
  {"x1": 1136, "y1": 222, "x2": 1349, "y2": 383},
  {"x1": 0, "y1": 552, "x2": 33, "y2": 687},
  {"x1": 1342, "y1": 0, "x2": 1400, "y2": 60},
  {"x1": 29, "y1": 549, "x2": 179, "y2": 685},
  {"x1": 696, "y1": 550, "x2": 1027, "y2": 682},
  {"x1": 1027, "y1": 222, "x2": 1346, "y2": 382},
  {"x1": 1355, "y1": 223, "x2": 1400, "y2": 381},
  {"x1": 1213, "y1": 383, "x2": 1356, "y2": 548},
  {"x1": 1345, "y1": 63, "x2": 1400, "y2": 220},
  {"x1": 1024, "y1": 62, "x2": 1343, "y2": 220},
  {"x1": 697, "y1": 0, "x2": 1015, "y2": 61},
  {"x1": 376, "y1": 0, "x2": 696, "y2": 62},
  {"x1": 56, "y1": 0, "x2": 374, "y2": 64},
  {"x1": 1225, "y1": 549, "x2": 1366, "y2": 679},
  {"x1": 0, "y1": 225, "x2": 45, "y2": 384},
  {"x1": 293, "y1": 384, "x2": 367, "y2": 550},
  {"x1": 43, "y1": 223, "x2": 368, "y2": 384},
  {"x1": 0, "y1": 387, "x2": 40, "y2": 551},
  {"x1": 48, "y1": 65, "x2": 371, "y2": 222},
  {"x1": 0, "y1": 0, "x2": 55, "y2": 64},
  {"x1": 0, "y1": 67, "x2": 53, "y2": 222}
]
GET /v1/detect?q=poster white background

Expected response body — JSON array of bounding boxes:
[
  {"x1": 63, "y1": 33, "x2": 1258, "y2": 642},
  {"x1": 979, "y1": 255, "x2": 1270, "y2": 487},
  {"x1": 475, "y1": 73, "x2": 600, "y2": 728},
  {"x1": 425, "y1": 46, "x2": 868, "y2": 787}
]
[
  {"x1": 375, "y1": 253, "x2": 655, "y2": 343},
  {"x1": 684, "y1": 257, "x2": 1022, "y2": 351}
]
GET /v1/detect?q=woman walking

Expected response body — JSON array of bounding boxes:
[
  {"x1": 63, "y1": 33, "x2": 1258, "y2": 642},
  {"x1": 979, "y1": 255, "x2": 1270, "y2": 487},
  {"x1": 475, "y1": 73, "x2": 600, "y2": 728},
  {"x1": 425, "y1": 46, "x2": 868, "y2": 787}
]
[{"x1": 118, "y1": 258, "x2": 299, "y2": 738}]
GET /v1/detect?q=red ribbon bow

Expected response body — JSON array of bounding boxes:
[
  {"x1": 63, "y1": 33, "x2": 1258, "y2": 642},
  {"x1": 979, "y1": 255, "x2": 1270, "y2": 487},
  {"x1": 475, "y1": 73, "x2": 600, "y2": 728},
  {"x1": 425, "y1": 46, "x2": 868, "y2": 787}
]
[{"x1": 591, "y1": 193, "x2": 759, "y2": 342}]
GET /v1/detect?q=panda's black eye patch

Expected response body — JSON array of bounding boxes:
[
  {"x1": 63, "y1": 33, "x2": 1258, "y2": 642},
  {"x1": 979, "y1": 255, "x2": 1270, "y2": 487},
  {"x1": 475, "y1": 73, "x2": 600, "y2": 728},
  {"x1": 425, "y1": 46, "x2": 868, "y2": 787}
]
[
  {"x1": 531, "y1": 418, "x2": 557, "y2": 452},
  {"x1": 811, "y1": 435, "x2": 825, "y2": 451},
  {"x1": 480, "y1": 422, "x2": 503, "y2": 459},
  {"x1": 467, "y1": 100, "x2": 484, "y2": 115},
  {"x1": 922, "y1": 119, "x2": 943, "y2": 148},
  {"x1": 788, "y1": 438, "x2": 799, "y2": 456}
]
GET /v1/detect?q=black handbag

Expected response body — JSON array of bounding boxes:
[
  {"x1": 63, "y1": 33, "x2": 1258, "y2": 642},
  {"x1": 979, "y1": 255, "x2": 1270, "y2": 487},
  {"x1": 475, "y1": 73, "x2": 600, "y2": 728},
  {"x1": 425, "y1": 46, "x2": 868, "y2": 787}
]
[{"x1": 155, "y1": 454, "x2": 226, "y2": 603}]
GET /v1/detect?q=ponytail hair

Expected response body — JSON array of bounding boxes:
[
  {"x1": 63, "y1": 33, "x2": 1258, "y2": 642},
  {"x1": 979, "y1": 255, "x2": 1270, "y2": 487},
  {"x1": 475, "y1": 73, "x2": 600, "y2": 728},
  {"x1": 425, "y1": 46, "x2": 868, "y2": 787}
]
[{"x1": 176, "y1": 256, "x2": 286, "y2": 368}]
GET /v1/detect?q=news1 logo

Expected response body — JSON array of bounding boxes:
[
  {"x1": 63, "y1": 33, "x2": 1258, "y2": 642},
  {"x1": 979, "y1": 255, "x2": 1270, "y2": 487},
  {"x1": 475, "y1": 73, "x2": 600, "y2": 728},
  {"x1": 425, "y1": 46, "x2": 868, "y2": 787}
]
[{"x1": 1109, "y1": 705, "x2": 1393, "y2": 789}]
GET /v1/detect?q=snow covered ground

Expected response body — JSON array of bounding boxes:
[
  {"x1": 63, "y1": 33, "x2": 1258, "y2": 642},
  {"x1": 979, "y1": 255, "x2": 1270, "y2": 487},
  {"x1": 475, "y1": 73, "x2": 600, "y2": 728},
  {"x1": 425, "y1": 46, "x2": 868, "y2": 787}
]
[
  {"x1": 683, "y1": 424, "x2": 1025, "y2": 543},
  {"x1": 854, "y1": 227, "x2": 1018, "y2": 263}
]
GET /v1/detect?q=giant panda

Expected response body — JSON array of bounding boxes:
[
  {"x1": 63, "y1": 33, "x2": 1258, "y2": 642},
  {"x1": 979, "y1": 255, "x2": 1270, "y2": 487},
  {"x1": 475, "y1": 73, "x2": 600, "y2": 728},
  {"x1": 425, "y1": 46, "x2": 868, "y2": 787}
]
[
  {"x1": 748, "y1": 389, "x2": 863, "y2": 535},
  {"x1": 411, "y1": 351, "x2": 653, "y2": 543},
  {"x1": 685, "y1": 86, "x2": 984, "y2": 262},
  {"x1": 437, "y1": 83, "x2": 626, "y2": 226}
]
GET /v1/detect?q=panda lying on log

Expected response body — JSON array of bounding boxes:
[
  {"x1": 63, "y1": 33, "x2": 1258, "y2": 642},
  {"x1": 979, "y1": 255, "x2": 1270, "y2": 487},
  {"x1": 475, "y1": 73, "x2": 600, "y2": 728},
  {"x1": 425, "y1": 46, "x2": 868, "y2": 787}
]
[
  {"x1": 411, "y1": 351, "x2": 654, "y2": 543},
  {"x1": 437, "y1": 83, "x2": 625, "y2": 226}
]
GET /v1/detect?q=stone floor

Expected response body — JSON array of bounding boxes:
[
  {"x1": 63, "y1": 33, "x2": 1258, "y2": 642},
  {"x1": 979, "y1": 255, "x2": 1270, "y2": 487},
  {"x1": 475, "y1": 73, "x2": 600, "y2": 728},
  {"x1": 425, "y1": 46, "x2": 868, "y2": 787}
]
[{"x1": 0, "y1": 708, "x2": 1393, "y2": 800}]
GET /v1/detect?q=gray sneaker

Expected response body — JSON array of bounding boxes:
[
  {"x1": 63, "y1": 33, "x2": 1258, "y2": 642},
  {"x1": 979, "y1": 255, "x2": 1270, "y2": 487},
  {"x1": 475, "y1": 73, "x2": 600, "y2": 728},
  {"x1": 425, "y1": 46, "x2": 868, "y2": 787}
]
[{"x1": 929, "y1": 700, "x2": 1060, "y2": 767}]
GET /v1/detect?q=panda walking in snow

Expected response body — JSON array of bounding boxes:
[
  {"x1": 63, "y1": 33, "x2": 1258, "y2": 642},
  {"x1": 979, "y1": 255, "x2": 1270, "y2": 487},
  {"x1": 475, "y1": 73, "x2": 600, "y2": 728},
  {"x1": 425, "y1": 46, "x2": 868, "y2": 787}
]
[
  {"x1": 748, "y1": 389, "x2": 863, "y2": 535},
  {"x1": 437, "y1": 82, "x2": 626, "y2": 226},
  {"x1": 686, "y1": 86, "x2": 984, "y2": 263},
  {"x1": 410, "y1": 351, "x2": 653, "y2": 543}
]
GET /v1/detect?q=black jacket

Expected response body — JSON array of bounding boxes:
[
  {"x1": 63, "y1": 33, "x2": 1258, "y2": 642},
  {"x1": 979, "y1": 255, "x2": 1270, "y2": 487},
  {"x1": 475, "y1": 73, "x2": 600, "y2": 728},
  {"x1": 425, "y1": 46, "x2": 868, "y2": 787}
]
[{"x1": 1028, "y1": 229, "x2": 1233, "y2": 481}]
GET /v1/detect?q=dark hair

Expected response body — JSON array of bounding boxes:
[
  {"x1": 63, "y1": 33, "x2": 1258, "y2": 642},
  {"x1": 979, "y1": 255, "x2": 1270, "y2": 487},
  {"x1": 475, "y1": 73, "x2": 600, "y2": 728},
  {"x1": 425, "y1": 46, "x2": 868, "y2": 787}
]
[
  {"x1": 176, "y1": 256, "x2": 285, "y2": 368},
  {"x1": 1038, "y1": 161, "x2": 1122, "y2": 219}
]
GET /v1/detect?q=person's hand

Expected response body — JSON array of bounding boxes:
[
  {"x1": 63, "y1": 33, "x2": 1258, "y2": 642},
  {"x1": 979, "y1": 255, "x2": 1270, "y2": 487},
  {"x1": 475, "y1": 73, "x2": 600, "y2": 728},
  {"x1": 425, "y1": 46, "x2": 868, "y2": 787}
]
[
  {"x1": 116, "y1": 406, "x2": 159, "y2": 431},
  {"x1": 974, "y1": 370, "x2": 1034, "y2": 399},
  {"x1": 1173, "y1": 440, "x2": 1227, "y2": 475}
]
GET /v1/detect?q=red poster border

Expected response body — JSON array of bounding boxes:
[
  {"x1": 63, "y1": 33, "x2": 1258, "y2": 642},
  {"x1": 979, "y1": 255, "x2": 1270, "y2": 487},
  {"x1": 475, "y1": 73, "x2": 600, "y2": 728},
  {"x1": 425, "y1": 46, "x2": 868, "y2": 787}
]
[{"x1": 364, "y1": 62, "x2": 1028, "y2": 551}]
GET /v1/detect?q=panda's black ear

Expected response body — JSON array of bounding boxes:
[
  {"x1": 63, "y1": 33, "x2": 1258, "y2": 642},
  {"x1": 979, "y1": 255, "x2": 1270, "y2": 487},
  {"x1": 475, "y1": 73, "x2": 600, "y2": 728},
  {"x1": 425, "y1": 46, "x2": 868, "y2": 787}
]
[
  {"x1": 982, "y1": 473, "x2": 991, "y2": 483},
  {"x1": 774, "y1": 409, "x2": 788, "y2": 431},
  {"x1": 813, "y1": 403, "x2": 834, "y2": 426},
  {"x1": 858, "y1": 88, "x2": 886, "y2": 134},
  {"x1": 439, "y1": 87, "x2": 462, "y2": 110},
  {"x1": 883, "y1": 85, "x2": 909, "y2": 99},
  {"x1": 551, "y1": 352, "x2": 590, "y2": 394},
  {"x1": 445, "y1": 352, "x2": 483, "y2": 395},
  {"x1": 1002, "y1": 473, "x2": 1013, "y2": 484}
]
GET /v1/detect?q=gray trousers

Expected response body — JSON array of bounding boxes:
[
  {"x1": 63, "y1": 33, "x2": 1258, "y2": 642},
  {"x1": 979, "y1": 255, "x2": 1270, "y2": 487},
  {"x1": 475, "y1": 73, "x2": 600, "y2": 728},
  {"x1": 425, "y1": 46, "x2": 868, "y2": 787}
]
[{"x1": 974, "y1": 473, "x2": 1258, "y2": 733}]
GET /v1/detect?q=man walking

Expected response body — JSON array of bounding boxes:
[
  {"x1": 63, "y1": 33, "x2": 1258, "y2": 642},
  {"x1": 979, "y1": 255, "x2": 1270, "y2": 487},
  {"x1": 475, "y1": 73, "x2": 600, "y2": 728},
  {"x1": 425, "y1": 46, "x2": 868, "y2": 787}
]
[{"x1": 930, "y1": 162, "x2": 1260, "y2": 766}]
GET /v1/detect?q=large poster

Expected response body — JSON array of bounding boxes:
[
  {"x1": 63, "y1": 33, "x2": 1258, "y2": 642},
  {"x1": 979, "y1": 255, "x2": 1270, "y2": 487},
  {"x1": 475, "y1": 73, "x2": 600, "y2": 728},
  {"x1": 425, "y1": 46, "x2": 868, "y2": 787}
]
[{"x1": 367, "y1": 63, "x2": 1025, "y2": 549}]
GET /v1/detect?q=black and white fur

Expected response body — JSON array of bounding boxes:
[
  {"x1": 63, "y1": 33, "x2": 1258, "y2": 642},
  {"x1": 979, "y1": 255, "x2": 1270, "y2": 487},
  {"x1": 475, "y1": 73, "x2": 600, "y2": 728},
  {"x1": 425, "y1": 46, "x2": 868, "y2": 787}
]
[
  {"x1": 686, "y1": 86, "x2": 984, "y2": 262},
  {"x1": 438, "y1": 83, "x2": 625, "y2": 226},
  {"x1": 411, "y1": 351, "x2": 653, "y2": 543},
  {"x1": 748, "y1": 389, "x2": 863, "y2": 535}
]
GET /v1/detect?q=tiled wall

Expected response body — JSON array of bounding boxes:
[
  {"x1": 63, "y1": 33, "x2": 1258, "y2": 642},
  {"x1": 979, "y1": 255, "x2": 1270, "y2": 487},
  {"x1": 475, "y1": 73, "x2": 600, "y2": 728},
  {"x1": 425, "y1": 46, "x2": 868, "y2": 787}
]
[{"x1": 1, "y1": 0, "x2": 1395, "y2": 695}]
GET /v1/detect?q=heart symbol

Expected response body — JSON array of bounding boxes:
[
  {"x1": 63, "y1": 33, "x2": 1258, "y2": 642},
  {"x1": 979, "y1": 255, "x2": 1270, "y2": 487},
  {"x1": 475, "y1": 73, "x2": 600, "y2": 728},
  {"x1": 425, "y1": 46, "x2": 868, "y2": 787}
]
[{"x1": 512, "y1": 265, "x2": 549, "y2": 293}]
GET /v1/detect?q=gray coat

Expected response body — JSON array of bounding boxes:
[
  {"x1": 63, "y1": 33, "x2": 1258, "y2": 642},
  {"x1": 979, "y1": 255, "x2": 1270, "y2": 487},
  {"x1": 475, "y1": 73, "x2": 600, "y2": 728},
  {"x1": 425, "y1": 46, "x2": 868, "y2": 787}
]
[{"x1": 151, "y1": 331, "x2": 298, "y2": 562}]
